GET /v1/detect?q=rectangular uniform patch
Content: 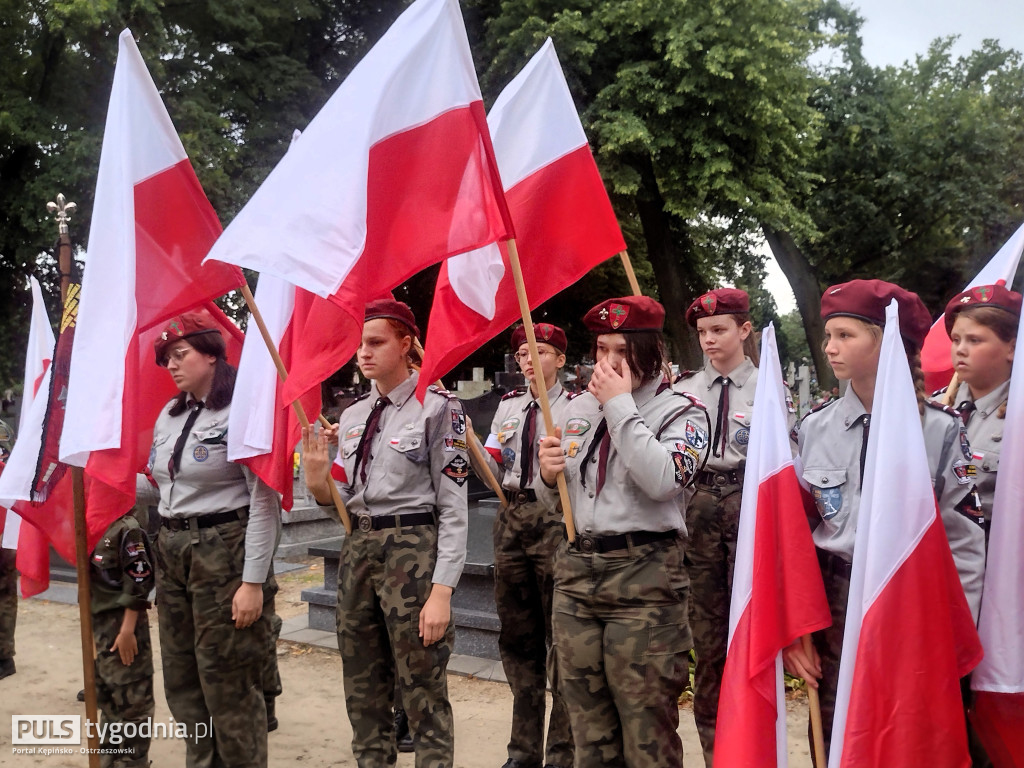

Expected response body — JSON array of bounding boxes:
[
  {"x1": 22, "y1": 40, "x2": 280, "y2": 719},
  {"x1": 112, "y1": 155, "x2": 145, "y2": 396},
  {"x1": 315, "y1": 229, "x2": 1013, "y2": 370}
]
[
  {"x1": 451, "y1": 409, "x2": 466, "y2": 435},
  {"x1": 443, "y1": 435, "x2": 468, "y2": 452}
]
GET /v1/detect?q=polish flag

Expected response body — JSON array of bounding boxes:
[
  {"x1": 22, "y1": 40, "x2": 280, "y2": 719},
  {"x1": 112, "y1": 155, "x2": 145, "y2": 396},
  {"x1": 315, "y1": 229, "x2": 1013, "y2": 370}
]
[
  {"x1": 921, "y1": 220, "x2": 1024, "y2": 393},
  {"x1": 203, "y1": 0, "x2": 513, "y2": 405},
  {"x1": 228, "y1": 273, "x2": 326, "y2": 510},
  {"x1": 714, "y1": 323, "x2": 831, "y2": 768},
  {"x1": 39, "y1": 29, "x2": 243, "y2": 556},
  {"x1": 2, "y1": 278, "x2": 56, "y2": 596},
  {"x1": 828, "y1": 300, "x2": 983, "y2": 768},
  {"x1": 970, "y1": 302, "x2": 1024, "y2": 766},
  {"x1": 416, "y1": 38, "x2": 625, "y2": 399}
]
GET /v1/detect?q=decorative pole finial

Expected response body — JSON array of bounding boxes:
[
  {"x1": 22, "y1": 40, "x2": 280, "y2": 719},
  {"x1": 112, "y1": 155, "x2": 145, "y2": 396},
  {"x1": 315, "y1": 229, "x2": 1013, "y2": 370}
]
[{"x1": 46, "y1": 193, "x2": 78, "y2": 235}]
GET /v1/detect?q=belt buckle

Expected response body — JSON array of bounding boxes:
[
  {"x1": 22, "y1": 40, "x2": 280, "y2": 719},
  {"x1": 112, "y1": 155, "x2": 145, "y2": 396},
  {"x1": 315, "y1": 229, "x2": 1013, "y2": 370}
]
[
  {"x1": 357, "y1": 514, "x2": 373, "y2": 533},
  {"x1": 515, "y1": 491, "x2": 529, "y2": 504},
  {"x1": 714, "y1": 473, "x2": 728, "y2": 486},
  {"x1": 577, "y1": 534, "x2": 595, "y2": 554}
]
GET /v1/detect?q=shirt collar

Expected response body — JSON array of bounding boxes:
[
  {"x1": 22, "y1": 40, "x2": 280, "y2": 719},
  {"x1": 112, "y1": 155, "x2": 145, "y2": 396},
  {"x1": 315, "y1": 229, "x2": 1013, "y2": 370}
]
[
  {"x1": 959, "y1": 378, "x2": 1010, "y2": 418},
  {"x1": 369, "y1": 371, "x2": 419, "y2": 411},
  {"x1": 706, "y1": 357, "x2": 756, "y2": 388},
  {"x1": 631, "y1": 376, "x2": 664, "y2": 409},
  {"x1": 524, "y1": 380, "x2": 564, "y2": 412},
  {"x1": 837, "y1": 386, "x2": 869, "y2": 430}
]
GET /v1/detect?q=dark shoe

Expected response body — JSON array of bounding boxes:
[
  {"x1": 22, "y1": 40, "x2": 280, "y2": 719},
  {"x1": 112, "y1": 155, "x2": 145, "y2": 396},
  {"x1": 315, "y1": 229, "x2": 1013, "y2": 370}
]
[
  {"x1": 76, "y1": 689, "x2": 85, "y2": 702},
  {"x1": 266, "y1": 698, "x2": 278, "y2": 732},
  {"x1": 394, "y1": 708, "x2": 414, "y2": 753},
  {"x1": 0, "y1": 658, "x2": 14, "y2": 680},
  {"x1": 501, "y1": 760, "x2": 542, "y2": 768}
]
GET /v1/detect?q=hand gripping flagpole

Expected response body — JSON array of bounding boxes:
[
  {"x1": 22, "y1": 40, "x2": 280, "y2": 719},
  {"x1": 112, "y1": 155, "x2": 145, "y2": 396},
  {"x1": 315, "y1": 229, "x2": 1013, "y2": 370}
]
[
  {"x1": 506, "y1": 239, "x2": 576, "y2": 540},
  {"x1": 47, "y1": 194, "x2": 102, "y2": 768},
  {"x1": 802, "y1": 634, "x2": 827, "y2": 768},
  {"x1": 238, "y1": 284, "x2": 353, "y2": 535},
  {"x1": 410, "y1": 339, "x2": 507, "y2": 504}
]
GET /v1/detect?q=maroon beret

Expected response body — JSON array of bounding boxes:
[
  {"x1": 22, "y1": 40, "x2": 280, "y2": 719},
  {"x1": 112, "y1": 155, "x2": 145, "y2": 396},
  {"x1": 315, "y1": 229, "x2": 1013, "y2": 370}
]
[
  {"x1": 943, "y1": 281, "x2": 1022, "y2": 334},
  {"x1": 511, "y1": 323, "x2": 567, "y2": 353},
  {"x1": 364, "y1": 299, "x2": 420, "y2": 339},
  {"x1": 583, "y1": 296, "x2": 665, "y2": 333},
  {"x1": 154, "y1": 312, "x2": 223, "y2": 365},
  {"x1": 685, "y1": 288, "x2": 750, "y2": 327},
  {"x1": 821, "y1": 279, "x2": 933, "y2": 348}
]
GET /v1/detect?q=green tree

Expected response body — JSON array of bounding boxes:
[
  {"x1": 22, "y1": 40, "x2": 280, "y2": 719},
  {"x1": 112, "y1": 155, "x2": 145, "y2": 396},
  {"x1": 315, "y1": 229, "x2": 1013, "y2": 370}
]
[
  {"x1": 469, "y1": 0, "x2": 824, "y2": 367},
  {"x1": 765, "y1": 30, "x2": 1024, "y2": 389}
]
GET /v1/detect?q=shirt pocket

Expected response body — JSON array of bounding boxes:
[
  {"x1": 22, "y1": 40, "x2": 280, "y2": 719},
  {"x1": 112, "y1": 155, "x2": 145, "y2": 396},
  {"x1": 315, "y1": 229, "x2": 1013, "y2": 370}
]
[
  {"x1": 384, "y1": 431, "x2": 428, "y2": 477},
  {"x1": 561, "y1": 435, "x2": 590, "y2": 482},
  {"x1": 803, "y1": 467, "x2": 847, "y2": 522},
  {"x1": 730, "y1": 411, "x2": 752, "y2": 447}
]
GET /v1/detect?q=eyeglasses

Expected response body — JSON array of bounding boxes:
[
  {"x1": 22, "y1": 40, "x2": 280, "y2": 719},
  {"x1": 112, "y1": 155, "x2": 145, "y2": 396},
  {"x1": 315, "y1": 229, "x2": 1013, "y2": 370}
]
[
  {"x1": 163, "y1": 347, "x2": 194, "y2": 365},
  {"x1": 514, "y1": 348, "x2": 556, "y2": 363}
]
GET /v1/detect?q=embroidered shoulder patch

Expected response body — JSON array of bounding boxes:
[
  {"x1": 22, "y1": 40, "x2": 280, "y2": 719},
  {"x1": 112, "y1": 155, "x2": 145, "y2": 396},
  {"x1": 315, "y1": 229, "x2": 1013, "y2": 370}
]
[
  {"x1": 565, "y1": 418, "x2": 592, "y2": 436},
  {"x1": 442, "y1": 456, "x2": 469, "y2": 486},
  {"x1": 344, "y1": 425, "x2": 365, "y2": 440}
]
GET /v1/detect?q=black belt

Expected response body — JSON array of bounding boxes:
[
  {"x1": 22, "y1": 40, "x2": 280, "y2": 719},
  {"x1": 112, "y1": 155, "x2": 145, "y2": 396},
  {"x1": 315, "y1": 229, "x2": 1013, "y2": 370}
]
[
  {"x1": 355, "y1": 511, "x2": 435, "y2": 533},
  {"x1": 566, "y1": 527, "x2": 678, "y2": 554},
  {"x1": 817, "y1": 549, "x2": 853, "y2": 579},
  {"x1": 506, "y1": 489, "x2": 537, "y2": 505},
  {"x1": 696, "y1": 469, "x2": 744, "y2": 488},
  {"x1": 161, "y1": 508, "x2": 243, "y2": 531}
]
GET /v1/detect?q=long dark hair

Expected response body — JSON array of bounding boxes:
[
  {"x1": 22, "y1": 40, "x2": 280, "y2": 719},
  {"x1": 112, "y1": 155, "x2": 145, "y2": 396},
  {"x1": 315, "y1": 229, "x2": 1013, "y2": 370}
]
[
  {"x1": 167, "y1": 331, "x2": 236, "y2": 415},
  {"x1": 591, "y1": 330, "x2": 668, "y2": 385}
]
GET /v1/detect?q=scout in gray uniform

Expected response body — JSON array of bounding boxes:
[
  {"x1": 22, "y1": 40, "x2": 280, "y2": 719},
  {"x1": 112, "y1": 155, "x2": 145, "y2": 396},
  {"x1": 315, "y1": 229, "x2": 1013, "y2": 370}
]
[
  {"x1": 936, "y1": 281, "x2": 1021, "y2": 534},
  {"x1": 475, "y1": 322, "x2": 573, "y2": 768},
  {"x1": 537, "y1": 296, "x2": 710, "y2": 768},
  {"x1": 783, "y1": 280, "x2": 987, "y2": 761},
  {"x1": 89, "y1": 507, "x2": 155, "y2": 768},
  {"x1": 675, "y1": 287, "x2": 774, "y2": 768},
  {"x1": 147, "y1": 312, "x2": 280, "y2": 768},
  {"x1": 303, "y1": 299, "x2": 468, "y2": 768}
]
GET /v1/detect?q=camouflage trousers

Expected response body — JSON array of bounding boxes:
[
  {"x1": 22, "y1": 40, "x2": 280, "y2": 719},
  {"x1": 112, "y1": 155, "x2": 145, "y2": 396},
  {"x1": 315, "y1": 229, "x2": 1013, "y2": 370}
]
[
  {"x1": 684, "y1": 483, "x2": 742, "y2": 767},
  {"x1": 337, "y1": 524, "x2": 454, "y2": 768},
  {"x1": 92, "y1": 608, "x2": 155, "y2": 768},
  {"x1": 809, "y1": 550, "x2": 851, "y2": 765},
  {"x1": 263, "y1": 599, "x2": 282, "y2": 718},
  {"x1": 155, "y1": 518, "x2": 276, "y2": 768},
  {"x1": 0, "y1": 547, "x2": 15, "y2": 659},
  {"x1": 552, "y1": 536, "x2": 692, "y2": 768},
  {"x1": 493, "y1": 498, "x2": 573, "y2": 768}
]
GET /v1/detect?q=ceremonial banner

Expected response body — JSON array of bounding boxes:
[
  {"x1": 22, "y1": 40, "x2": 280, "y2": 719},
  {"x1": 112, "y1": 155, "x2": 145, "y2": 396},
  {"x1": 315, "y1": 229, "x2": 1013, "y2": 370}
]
[
  {"x1": 417, "y1": 38, "x2": 625, "y2": 399},
  {"x1": 202, "y1": 0, "x2": 513, "y2": 404},
  {"x1": 715, "y1": 323, "x2": 830, "y2": 768},
  {"x1": 828, "y1": 301, "x2": 982, "y2": 768},
  {"x1": 970, "y1": 301, "x2": 1024, "y2": 767},
  {"x1": 921, "y1": 220, "x2": 1024, "y2": 392}
]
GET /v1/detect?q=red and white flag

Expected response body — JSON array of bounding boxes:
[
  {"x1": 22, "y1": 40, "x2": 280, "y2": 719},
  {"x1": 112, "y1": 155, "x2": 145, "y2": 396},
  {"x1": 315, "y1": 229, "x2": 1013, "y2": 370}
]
[
  {"x1": 2, "y1": 277, "x2": 57, "y2": 596},
  {"x1": 228, "y1": 272, "x2": 325, "y2": 510},
  {"x1": 828, "y1": 300, "x2": 983, "y2": 768},
  {"x1": 40, "y1": 29, "x2": 244, "y2": 555},
  {"x1": 203, "y1": 0, "x2": 513, "y2": 405},
  {"x1": 970, "y1": 302, "x2": 1024, "y2": 766},
  {"x1": 921, "y1": 220, "x2": 1024, "y2": 393},
  {"x1": 714, "y1": 323, "x2": 830, "y2": 767},
  {"x1": 417, "y1": 38, "x2": 625, "y2": 399}
]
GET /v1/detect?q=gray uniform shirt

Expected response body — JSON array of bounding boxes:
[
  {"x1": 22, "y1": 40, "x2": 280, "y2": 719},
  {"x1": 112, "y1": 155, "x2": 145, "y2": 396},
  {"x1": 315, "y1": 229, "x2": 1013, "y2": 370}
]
[
  {"x1": 932, "y1": 380, "x2": 1009, "y2": 523},
  {"x1": 330, "y1": 372, "x2": 468, "y2": 589},
  {"x1": 798, "y1": 389, "x2": 986, "y2": 619},
  {"x1": 149, "y1": 400, "x2": 280, "y2": 584},
  {"x1": 675, "y1": 358, "x2": 759, "y2": 472},
  {"x1": 479, "y1": 381, "x2": 571, "y2": 491},
  {"x1": 536, "y1": 377, "x2": 710, "y2": 535}
]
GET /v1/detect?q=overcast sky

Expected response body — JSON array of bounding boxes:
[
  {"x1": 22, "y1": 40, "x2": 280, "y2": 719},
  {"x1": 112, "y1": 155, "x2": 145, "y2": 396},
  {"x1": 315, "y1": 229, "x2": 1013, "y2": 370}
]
[{"x1": 764, "y1": 0, "x2": 1022, "y2": 314}]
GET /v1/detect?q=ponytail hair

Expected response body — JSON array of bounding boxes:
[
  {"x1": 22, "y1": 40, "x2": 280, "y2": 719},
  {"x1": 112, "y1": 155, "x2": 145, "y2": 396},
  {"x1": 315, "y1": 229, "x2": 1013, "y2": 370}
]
[
  {"x1": 732, "y1": 313, "x2": 760, "y2": 367},
  {"x1": 904, "y1": 339, "x2": 927, "y2": 417}
]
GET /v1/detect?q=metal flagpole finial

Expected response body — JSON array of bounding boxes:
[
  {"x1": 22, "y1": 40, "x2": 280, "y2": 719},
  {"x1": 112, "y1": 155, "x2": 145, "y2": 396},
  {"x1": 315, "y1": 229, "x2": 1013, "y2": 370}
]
[{"x1": 46, "y1": 193, "x2": 78, "y2": 234}]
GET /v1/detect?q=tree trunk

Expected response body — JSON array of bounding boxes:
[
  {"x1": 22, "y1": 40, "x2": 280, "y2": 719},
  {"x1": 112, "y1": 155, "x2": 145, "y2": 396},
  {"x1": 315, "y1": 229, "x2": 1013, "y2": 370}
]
[
  {"x1": 635, "y1": 158, "x2": 706, "y2": 370},
  {"x1": 761, "y1": 225, "x2": 836, "y2": 391}
]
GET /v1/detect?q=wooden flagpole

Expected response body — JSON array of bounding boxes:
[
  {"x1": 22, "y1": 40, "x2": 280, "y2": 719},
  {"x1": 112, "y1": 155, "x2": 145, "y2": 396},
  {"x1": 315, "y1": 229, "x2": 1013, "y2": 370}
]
[
  {"x1": 238, "y1": 284, "x2": 352, "y2": 535},
  {"x1": 48, "y1": 194, "x2": 101, "y2": 767},
  {"x1": 409, "y1": 339, "x2": 506, "y2": 503},
  {"x1": 619, "y1": 250, "x2": 642, "y2": 296},
  {"x1": 801, "y1": 634, "x2": 827, "y2": 768},
  {"x1": 942, "y1": 372, "x2": 961, "y2": 408},
  {"x1": 505, "y1": 239, "x2": 576, "y2": 540}
]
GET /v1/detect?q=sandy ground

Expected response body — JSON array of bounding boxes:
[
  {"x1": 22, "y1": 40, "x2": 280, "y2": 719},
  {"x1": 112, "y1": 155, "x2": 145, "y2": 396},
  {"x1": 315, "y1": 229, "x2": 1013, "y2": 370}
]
[{"x1": 0, "y1": 561, "x2": 814, "y2": 766}]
